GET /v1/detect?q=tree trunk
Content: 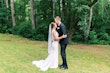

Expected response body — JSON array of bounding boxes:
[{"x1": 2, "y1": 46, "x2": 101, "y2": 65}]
[
  {"x1": 52, "y1": 1, "x2": 55, "y2": 18},
  {"x1": 5, "y1": 0, "x2": 9, "y2": 8},
  {"x1": 60, "y1": 0, "x2": 63, "y2": 19},
  {"x1": 5, "y1": 0, "x2": 9, "y2": 20},
  {"x1": 62, "y1": 0, "x2": 66, "y2": 21},
  {"x1": 30, "y1": 0, "x2": 35, "y2": 29},
  {"x1": 58, "y1": 0, "x2": 61, "y2": 15},
  {"x1": 84, "y1": 14, "x2": 88, "y2": 41},
  {"x1": 10, "y1": 0, "x2": 16, "y2": 26},
  {"x1": 60, "y1": 0, "x2": 66, "y2": 21},
  {"x1": 85, "y1": 0, "x2": 98, "y2": 41},
  {"x1": 35, "y1": 9, "x2": 37, "y2": 26},
  {"x1": 86, "y1": 7, "x2": 93, "y2": 41}
]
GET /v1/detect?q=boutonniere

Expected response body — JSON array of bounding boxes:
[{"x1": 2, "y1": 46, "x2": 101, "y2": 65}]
[{"x1": 57, "y1": 27, "x2": 60, "y2": 30}]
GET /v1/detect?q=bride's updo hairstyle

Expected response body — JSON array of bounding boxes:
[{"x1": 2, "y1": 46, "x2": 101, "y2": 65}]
[{"x1": 51, "y1": 22, "x2": 55, "y2": 29}]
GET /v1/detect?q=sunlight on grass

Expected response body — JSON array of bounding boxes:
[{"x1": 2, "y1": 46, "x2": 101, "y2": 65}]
[{"x1": 0, "y1": 34, "x2": 110, "y2": 73}]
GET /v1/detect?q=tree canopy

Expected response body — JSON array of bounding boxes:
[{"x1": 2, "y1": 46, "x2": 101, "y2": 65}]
[{"x1": 0, "y1": 0, "x2": 110, "y2": 44}]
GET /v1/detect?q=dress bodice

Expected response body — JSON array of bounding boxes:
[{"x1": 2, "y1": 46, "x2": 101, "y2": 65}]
[
  {"x1": 55, "y1": 31, "x2": 58, "y2": 37},
  {"x1": 52, "y1": 30, "x2": 59, "y2": 42}
]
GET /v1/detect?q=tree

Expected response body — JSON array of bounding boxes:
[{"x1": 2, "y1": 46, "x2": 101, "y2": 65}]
[
  {"x1": 85, "y1": 0, "x2": 98, "y2": 41},
  {"x1": 60, "y1": 0, "x2": 63, "y2": 20},
  {"x1": 30, "y1": 0, "x2": 35, "y2": 29},
  {"x1": 10, "y1": 0, "x2": 16, "y2": 26},
  {"x1": 52, "y1": 0, "x2": 56, "y2": 18},
  {"x1": 5, "y1": 0, "x2": 9, "y2": 20},
  {"x1": 0, "y1": 0, "x2": 110, "y2": 44},
  {"x1": 5, "y1": 0, "x2": 9, "y2": 8}
]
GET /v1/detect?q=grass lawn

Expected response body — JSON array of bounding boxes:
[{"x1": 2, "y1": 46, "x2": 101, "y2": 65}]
[{"x1": 0, "y1": 34, "x2": 110, "y2": 73}]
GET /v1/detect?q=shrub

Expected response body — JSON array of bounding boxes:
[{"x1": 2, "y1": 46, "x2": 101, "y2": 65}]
[
  {"x1": 32, "y1": 23, "x2": 48, "y2": 41},
  {"x1": 88, "y1": 31, "x2": 99, "y2": 44},
  {"x1": 11, "y1": 25, "x2": 19, "y2": 35},
  {"x1": 72, "y1": 32, "x2": 83, "y2": 42},
  {"x1": 89, "y1": 31, "x2": 97, "y2": 40},
  {"x1": 98, "y1": 32, "x2": 109, "y2": 41},
  {"x1": 11, "y1": 22, "x2": 49, "y2": 41},
  {"x1": 0, "y1": 24, "x2": 8, "y2": 33},
  {"x1": 18, "y1": 21, "x2": 32, "y2": 38},
  {"x1": 32, "y1": 31, "x2": 45, "y2": 41},
  {"x1": 97, "y1": 40, "x2": 108, "y2": 45},
  {"x1": 88, "y1": 31, "x2": 110, "y2": 45}
]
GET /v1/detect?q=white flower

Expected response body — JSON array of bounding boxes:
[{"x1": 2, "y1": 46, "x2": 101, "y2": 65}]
[{"x1": 57, "y1": 27, "x2": 60, "y2": 30}]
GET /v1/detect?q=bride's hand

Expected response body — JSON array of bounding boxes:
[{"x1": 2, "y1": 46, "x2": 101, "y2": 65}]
[{"x1": 62, "y1": 34, "x2": 67, "y2": 38}]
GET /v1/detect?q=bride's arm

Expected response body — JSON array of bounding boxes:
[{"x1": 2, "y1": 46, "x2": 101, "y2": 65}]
[{"x1": 53, "y1": 30, "x2": 67, "y2": 41}]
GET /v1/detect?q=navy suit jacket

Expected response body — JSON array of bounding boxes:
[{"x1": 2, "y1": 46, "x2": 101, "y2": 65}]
[{"x1": 56, "y1": 23, "x2": 69, "y2": 45}]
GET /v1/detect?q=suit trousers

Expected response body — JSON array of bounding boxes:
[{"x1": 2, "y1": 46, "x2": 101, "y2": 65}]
[{"x1": 60, "y1": 44, "x2": 68, "y2": 67}]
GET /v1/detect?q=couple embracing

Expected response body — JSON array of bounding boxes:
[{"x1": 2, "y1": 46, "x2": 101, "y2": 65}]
[{"x1": 32, "y1": 16, "x2": 69, "y2": 71}]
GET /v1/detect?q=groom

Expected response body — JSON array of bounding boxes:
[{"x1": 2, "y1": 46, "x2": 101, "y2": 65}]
[{"x1": 54, "y1": 16, "x2": 69, "y2": 70}]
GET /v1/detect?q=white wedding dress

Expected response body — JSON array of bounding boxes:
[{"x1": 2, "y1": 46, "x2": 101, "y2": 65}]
[{"x1": 32, "y1": 24, "x2": 59, "y2": 71}]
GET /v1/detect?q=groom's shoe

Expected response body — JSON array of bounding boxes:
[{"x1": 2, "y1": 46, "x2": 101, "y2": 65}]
[
  {"x1": 60, "y1": 66, "x2": 68, "y2": 70},
  {"x1": 59, "y1": 65, "x2": 68, "y2": 70}
]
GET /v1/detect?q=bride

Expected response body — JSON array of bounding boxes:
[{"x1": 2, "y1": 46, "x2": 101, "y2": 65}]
[{"x1": 32, "y1": 22, "x2": 67, "y2": 71}]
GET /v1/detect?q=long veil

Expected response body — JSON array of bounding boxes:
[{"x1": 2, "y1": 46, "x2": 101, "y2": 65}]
[{"x1": 48, "y1": 23, "x2": 53, "y2": 54}]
